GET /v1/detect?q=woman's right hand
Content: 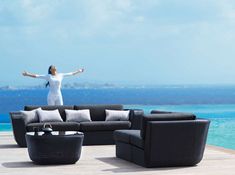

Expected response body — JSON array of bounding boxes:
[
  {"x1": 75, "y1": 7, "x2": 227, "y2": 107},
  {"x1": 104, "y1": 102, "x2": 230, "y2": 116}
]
[{"x1": 22, "y1": 71, "x2": 37, "y2": 78}]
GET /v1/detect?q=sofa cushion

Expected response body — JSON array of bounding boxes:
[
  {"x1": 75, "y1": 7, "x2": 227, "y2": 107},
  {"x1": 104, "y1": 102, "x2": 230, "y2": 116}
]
[
  {"x1": 114, "y1": 130, "x2": 144, "y2": 149},
  {"x1": 37, "y1": 109, "x2": 63, "y2": 122},
  {"x1": 65, "y1": 109, "x2": 92, "y2": 122},
  {"x1": 74, "y1": 104, "x2": 123, "y2": 121},
  {"x1": 130, "y1": 131, "x2": 144, "y2": 149},
  {"x1": 105, "y1": 110, "x2": 130, "y2": 121},
  {"x1": 141, "y1": 113, "x2": 196, "y2": 139},
  {"x1": 80, "y1": 121, "x2": 131, "y2": 132},
  {"x1": 26, "y1": 122, "x2": 80, "y2": 132},
  {"x1": 24, "y1": 105, "x2": 74, "y2": 121},
  {"x1": 114, "y1": 130, "x2": 132, "y2": 143},
  {"x1": 20, "y1": 108, "x2": 41, "y2": 124}
]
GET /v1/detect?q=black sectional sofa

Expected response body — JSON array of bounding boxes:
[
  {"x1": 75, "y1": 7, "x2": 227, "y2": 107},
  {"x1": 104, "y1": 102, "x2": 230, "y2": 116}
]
[
  {"x1": 114, "y1": 111, "x2": 210, "y2": 167},
  {"x1": 10, "y1": 105, "x2": 210, "y2": 168},
  {"x1": 10, "y1": 104, "x2": 144, "y2": 147}
]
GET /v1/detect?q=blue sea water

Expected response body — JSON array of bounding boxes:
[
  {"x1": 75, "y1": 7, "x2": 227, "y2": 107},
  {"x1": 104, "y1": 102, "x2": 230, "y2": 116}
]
[{"x1": 1, "y1": 87, "x2": 235, "y2": 150}]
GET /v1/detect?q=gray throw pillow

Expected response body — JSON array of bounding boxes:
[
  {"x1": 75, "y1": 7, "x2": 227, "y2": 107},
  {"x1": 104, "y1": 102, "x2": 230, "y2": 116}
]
[
  {"x1": 20, "y1": 108, "x2": 41, "y2": 124},
  {"x1": 37, "y1": 109, "x2": 63, "y2": 122},
  {"x1": 65, "y1": 109, "x2": 91, "y2": 122},
  {"x1": 105, "y1": 110, "x2": 130, "y2": 121}
]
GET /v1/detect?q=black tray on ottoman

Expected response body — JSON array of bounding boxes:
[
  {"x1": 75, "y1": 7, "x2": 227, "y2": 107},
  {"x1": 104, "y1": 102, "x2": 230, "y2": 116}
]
[{"x1": 25, "y1": 131, "x2": 84, "y2": 165}]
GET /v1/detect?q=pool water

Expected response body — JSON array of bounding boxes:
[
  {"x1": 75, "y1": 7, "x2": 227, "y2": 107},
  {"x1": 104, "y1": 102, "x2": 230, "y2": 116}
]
[{"x1": 0, "y1": 123, "x2": 12, "y2": 131}]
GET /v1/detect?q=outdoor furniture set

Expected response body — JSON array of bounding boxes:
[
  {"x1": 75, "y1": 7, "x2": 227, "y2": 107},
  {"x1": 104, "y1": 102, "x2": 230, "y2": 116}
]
[{"x1": 10, "y1": 104, "x2": 210, "y2": 167}]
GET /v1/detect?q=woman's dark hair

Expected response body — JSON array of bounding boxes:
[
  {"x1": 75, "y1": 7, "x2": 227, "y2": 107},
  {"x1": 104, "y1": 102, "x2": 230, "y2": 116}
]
[{"x1": 45, "y1": 65, "x2": 53, "y2": 87}]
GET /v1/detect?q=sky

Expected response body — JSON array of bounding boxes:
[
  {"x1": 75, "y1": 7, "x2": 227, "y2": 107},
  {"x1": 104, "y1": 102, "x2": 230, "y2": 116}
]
[{"x1": 1, "y1": 0, "x2": 235, "y2": 86}]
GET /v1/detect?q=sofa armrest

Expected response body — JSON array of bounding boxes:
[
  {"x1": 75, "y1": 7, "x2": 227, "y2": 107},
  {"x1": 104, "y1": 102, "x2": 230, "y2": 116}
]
[
  {"x1": 151, "y1": 110, "x2": 173, "y2": 114},
  {"x1": 10, "y1": 112, "x2": 27, "y2": 147},
  {"x1": 144, "y1": 119, "x2": 210, "y2": 167},
  {"x1": 124, "y1": 109, "x2": 144, "y2": 129},
  {"x1": 141, "y1": 113, "x2": 196, "y2": 139}
]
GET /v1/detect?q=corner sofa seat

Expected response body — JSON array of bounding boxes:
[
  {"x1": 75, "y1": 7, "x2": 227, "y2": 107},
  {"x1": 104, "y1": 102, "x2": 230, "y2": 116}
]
[{"x1": 114, "y1": 113, "x2": 210, "y2": 168}]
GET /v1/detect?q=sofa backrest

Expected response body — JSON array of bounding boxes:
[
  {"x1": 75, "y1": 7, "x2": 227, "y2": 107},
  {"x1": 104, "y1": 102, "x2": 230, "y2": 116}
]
[
  {"x1": 74, "y1": 104, "x2": 123, "y2": 121},
  {"x1": 141, "y1": 112, "x2": 196, "y2": 139},
  {"x1": 128, "y1": 109, "x2": 144, "y2": 129},
  {"x1": 24, "y1": 105, "x2": 74, "y2": 121}
]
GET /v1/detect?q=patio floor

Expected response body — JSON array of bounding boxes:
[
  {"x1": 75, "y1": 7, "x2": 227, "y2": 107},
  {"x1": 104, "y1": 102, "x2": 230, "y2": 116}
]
[{"x1": 0, "y1": 131, "x2": 235, "y2": 175}]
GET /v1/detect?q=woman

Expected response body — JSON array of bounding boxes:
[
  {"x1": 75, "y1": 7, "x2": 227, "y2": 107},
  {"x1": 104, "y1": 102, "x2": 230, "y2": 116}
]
[{"x1": 22, "y1": 65, "x2": 84, "y2": 105}]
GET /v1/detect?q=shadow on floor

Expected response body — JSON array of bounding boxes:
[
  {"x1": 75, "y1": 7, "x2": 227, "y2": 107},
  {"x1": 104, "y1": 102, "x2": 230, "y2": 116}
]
[
  {"x1": 0, "y1": 144, "x2": 19, "y2": 149},
  {"x1": 96, "y1": 157, "x2": 195, "y2": 173},
  {"x1": 1, "y1": 161, "x2": 69, "y2": 168},
  {"x1": 2, "y1": 161, "x2": 37, "y2": 168}
]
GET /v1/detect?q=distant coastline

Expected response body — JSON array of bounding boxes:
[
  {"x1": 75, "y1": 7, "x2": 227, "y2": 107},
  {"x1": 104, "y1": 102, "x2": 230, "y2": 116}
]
[
  {"x1": 1, "y1": 83, "x2": 235, "y2": 90},
  {"x1": 0, "y1": 82, "x2": 119, "y2": 90}
]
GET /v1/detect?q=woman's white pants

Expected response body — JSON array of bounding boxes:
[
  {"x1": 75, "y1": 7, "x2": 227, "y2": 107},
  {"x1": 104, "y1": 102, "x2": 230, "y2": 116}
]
[{"x1": 47, "y1": 92, "x2": 63, "y2": 105}]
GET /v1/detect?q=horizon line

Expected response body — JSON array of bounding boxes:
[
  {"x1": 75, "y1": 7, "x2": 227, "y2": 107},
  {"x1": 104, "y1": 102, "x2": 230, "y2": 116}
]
[{"x1": 2, "y1": 83, "x2": 235, "y2": 90}]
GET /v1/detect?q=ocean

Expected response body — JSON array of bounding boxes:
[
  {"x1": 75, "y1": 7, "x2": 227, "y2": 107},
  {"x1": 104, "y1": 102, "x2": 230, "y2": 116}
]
[{"x1": 1, "y1": 87, "x2": 235, "y2": 150}]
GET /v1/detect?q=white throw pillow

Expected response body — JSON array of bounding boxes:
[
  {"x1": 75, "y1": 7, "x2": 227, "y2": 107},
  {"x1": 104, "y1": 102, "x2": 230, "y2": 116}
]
[
  {"x1": 20, "y1": 108, "x2": 41, "y2": 124},
  {"x1": 105, "y1": 110, "x2": 130, "y2": 121},
  {"x1": 37, "y1": 109, "x2": 63, "y2": 122},
  {"x1": 65, "y1": 109, "x2": 91, "y2": 122}
]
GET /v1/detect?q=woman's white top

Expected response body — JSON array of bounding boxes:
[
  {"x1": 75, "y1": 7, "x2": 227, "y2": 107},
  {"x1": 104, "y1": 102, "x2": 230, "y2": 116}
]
[{"x1": 36, "y1": 73, "x2": 73, "y2": 95}]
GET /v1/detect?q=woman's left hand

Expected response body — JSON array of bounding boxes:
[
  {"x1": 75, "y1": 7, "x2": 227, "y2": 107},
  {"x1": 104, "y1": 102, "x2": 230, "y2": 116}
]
[{"x1": 79, "y1": 68, "x2": 84, "y2": 73}]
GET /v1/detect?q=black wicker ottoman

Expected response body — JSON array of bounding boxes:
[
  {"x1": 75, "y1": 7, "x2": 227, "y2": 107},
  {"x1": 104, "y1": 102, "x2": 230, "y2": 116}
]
[{"x1": 25, "y1": 131, "x2": 84, "y2": 165}]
